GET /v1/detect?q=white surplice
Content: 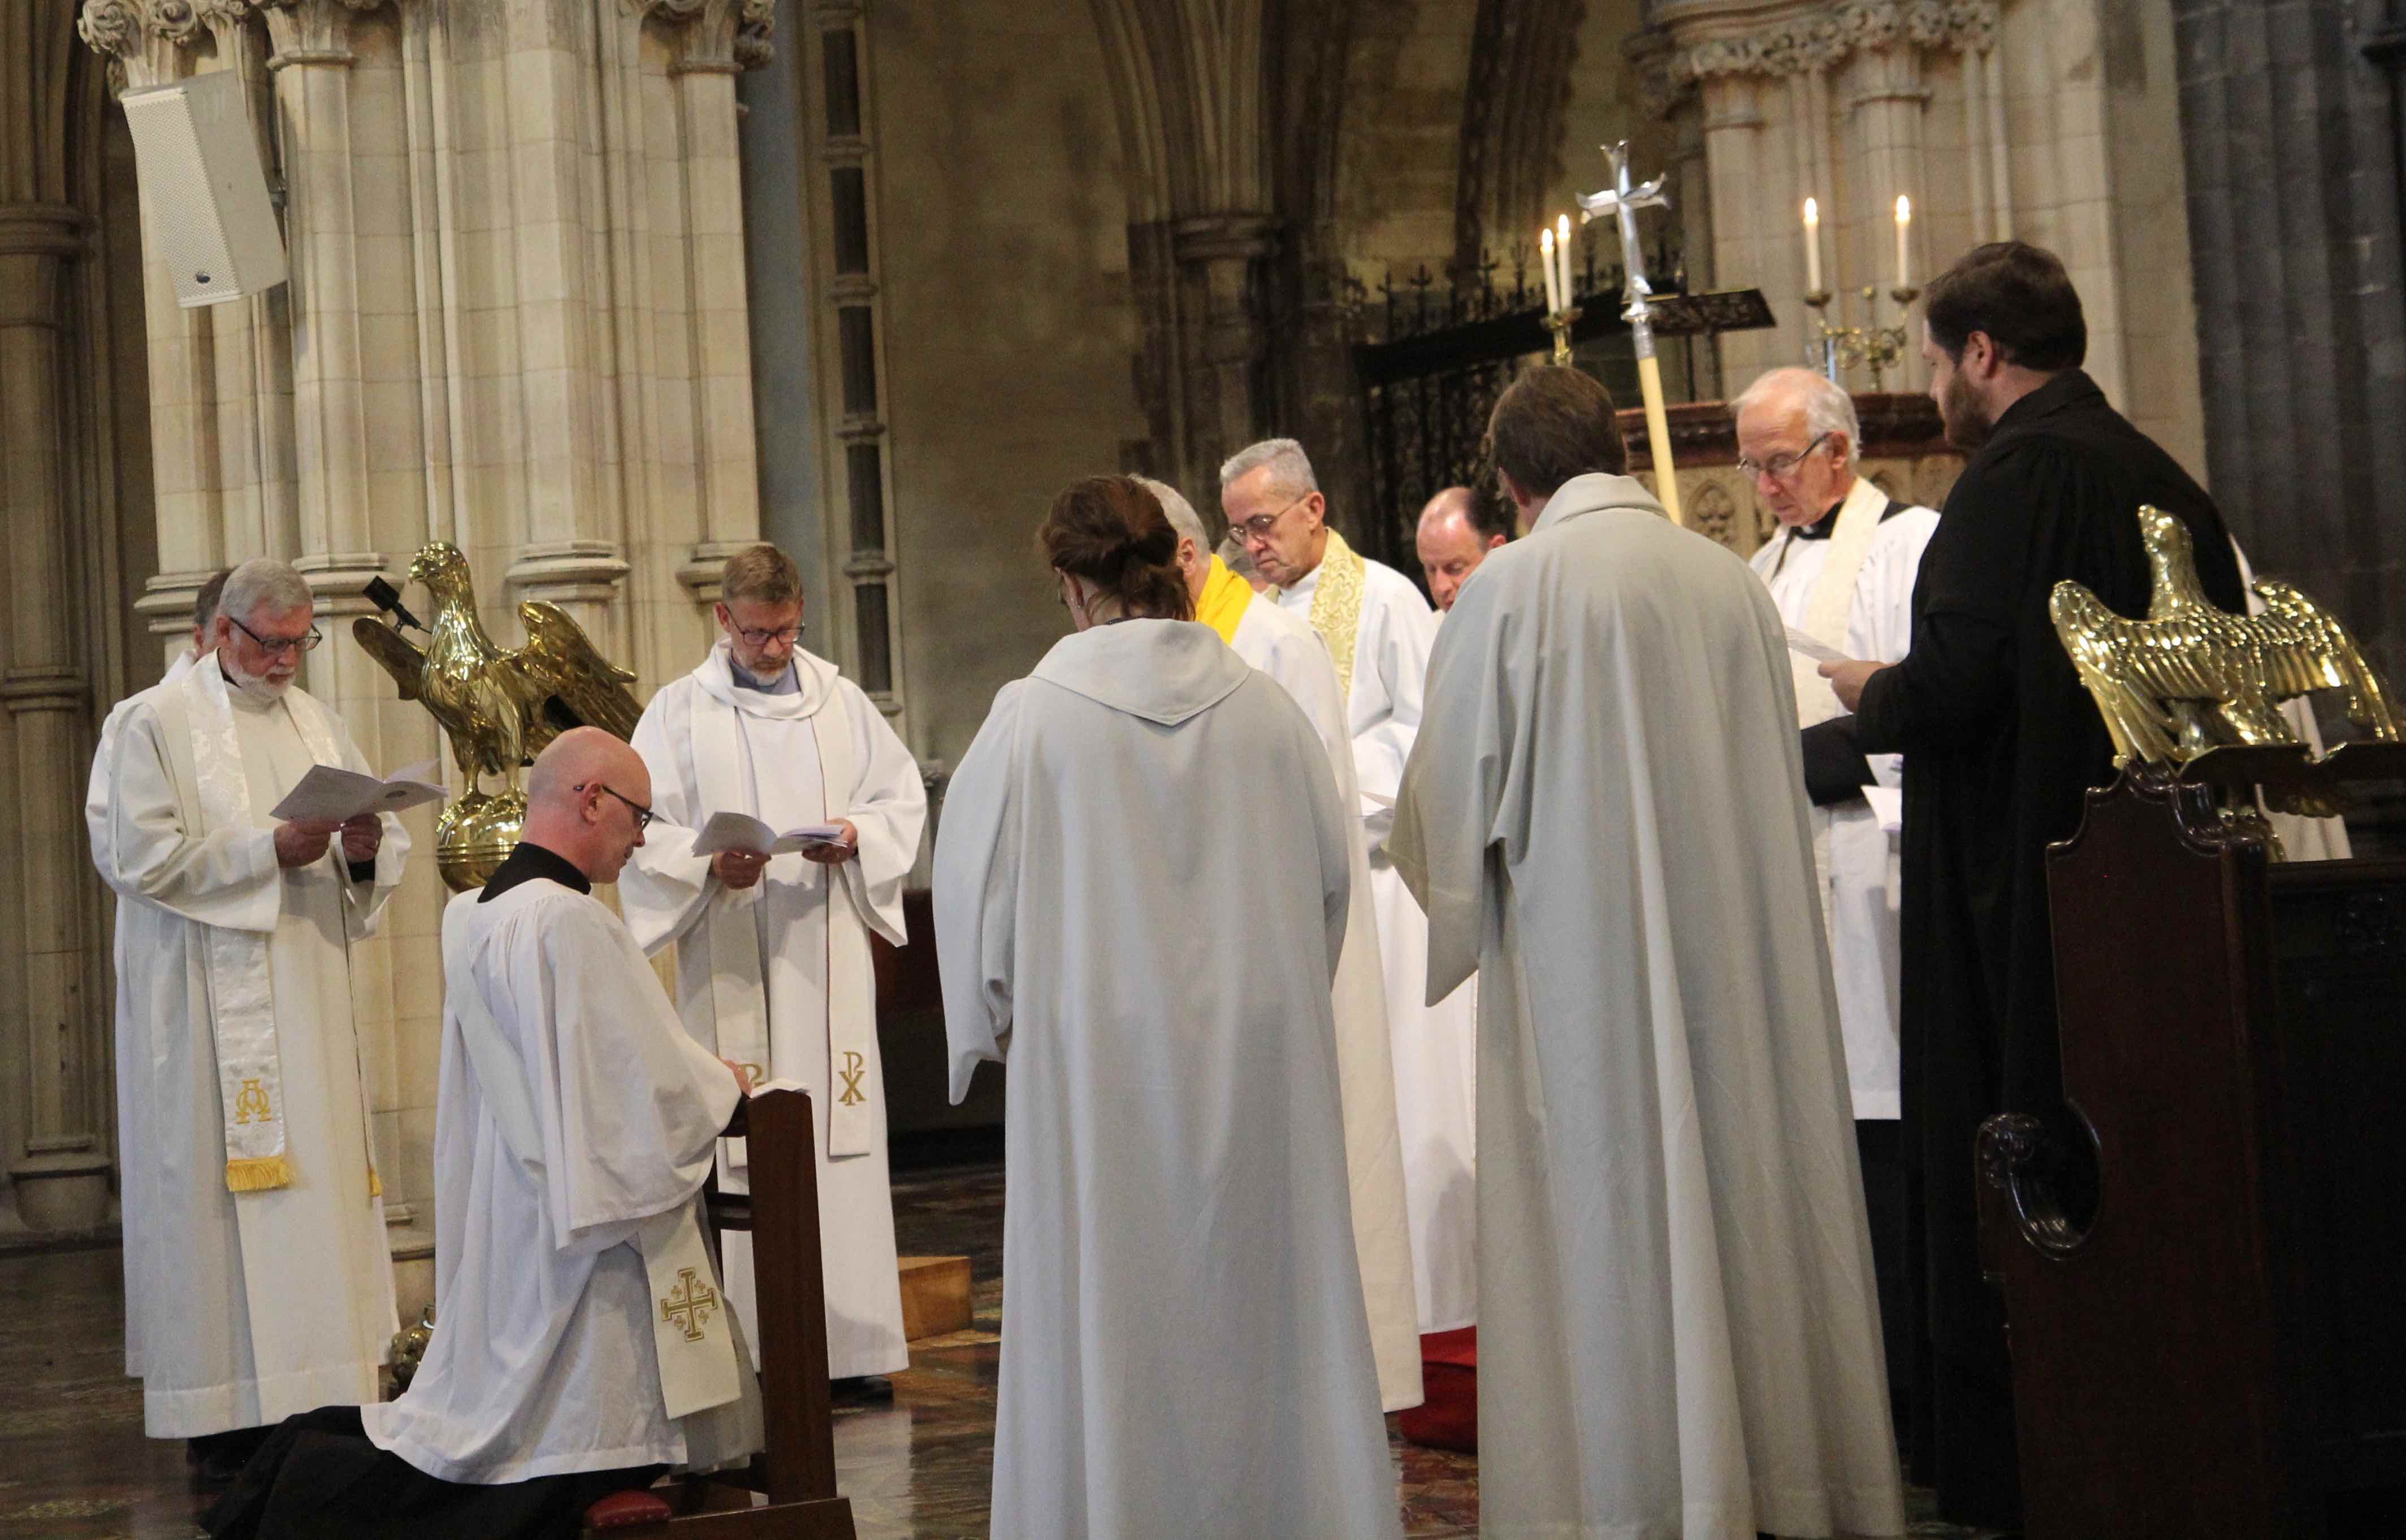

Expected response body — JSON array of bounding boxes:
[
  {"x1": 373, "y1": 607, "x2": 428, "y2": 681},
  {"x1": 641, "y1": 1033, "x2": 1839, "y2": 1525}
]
[
  {"x1": 102, "y1": 660, "x2": 408, "y2": 1437},
  {"x1": 934, "y1": 620, "x2": 1400, "y2": 1540},
  {"x1": 1749, "y1": 479, "x2": 1939, "y2": 1121},
  {"x1": 1227, "y1": 592, "x2": 1422, "y2": 1412},
  {"x1": 362, "y1": 875, "x2": 760, "y2": 1482},
  {"x1": 86, "y1": 644, "x2": 198, "y2": 1380},
  {"x1": 1277, "y1": 553, "x2": 1477, "y2": 1334},
  {"x1": 1392, "y1": 475, "x2": 1906, "y2": 1540},
  {"x1": 622, "y1": 641, "x2": 925, "y2": 1380}
]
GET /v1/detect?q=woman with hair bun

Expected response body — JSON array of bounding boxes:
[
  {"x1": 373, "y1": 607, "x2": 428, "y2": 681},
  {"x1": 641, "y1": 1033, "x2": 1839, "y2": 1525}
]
[{"x1": 934, "y1": 475, "x2": 1402, "y2": 1539}]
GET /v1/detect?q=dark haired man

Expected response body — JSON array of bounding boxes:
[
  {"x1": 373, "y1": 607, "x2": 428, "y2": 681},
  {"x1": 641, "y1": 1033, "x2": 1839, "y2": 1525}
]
[
  {"x1": 1819, "y1": 240, "x2": 2244, "y2": 1528},
  {"x1": 1393, "y1": 365, "x2": 1904, "y2": 1540}
]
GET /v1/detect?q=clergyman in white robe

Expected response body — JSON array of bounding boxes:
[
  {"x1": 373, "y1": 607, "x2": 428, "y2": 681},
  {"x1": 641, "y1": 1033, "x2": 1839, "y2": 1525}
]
[
  {"x1": 1275, "y1": 530, "x2": 1477, "y2": 1335},
  {"x1": 622, "y1": 640, "x2": 925, "y2": 1380},
  {"x1": 103, "y1": 656, "x2": 408, "y2": 1438},
  {"x1": 1393, "y1": 467, "x2": 1905, "y2": 1539},
  {"x1": 935, "y1": 619, "x2": 1400, "y2": 1540}
]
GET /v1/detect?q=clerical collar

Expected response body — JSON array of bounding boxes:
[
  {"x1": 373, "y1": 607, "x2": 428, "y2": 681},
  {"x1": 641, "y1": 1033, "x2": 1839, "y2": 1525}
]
[
  {"x1": 480, "y1": 839, "x2": 592, "y2": 901},
  {"x1": 731, "y1": 658, "x2": 800, "y2": 695},
  {"x1": 1789, "y1": 498, "x2": 1847, "y2": 541}
]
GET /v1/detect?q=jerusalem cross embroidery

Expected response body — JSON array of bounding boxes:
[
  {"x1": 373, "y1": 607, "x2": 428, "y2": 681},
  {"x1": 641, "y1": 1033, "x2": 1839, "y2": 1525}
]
[
  {"x1": 233, "y1": 1078, "x2": 272, "y2": 1125},
  {"x1": 660, "y1": 1268, "x2": 719, "y2": 1342},
  {"x1": 838, "y1": 1049, "x2": 868, "y2": 1106}
]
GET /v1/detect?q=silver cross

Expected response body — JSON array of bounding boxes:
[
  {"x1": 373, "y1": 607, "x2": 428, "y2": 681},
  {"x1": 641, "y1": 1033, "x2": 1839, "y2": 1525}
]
[{"x1": 1576, "y1": 141, "x2": 1671, "y2": 326}]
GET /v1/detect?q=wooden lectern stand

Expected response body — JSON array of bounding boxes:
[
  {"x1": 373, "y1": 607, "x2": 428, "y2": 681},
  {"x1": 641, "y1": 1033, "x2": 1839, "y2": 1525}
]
[
  {"x1": 1977, "y1": 769, "x2": 2406, "y2": 1538},
  {"x1": 587, "y1": 1088, "x2": 858, "y2": 1538}
]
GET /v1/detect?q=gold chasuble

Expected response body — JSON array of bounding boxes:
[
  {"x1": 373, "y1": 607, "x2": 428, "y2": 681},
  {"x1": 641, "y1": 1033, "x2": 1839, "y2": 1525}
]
[
  {"x1": 1299, "y1": 529, "x2": 1367, "y2": 701},
  {"x1": 1196, "y1": 556, "x2": 1253, "y2": 644}
]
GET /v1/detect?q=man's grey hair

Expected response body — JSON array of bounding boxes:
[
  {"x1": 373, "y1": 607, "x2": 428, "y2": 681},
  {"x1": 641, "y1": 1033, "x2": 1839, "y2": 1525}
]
[
  {"x1": 1218, "y1": 437, "x2": 1320, "y2": 498},
  {"x1": 1136, "y1": 476, "x2": 1211, "y2": 553},
  {"x1": 218, "y1": 558, "x2": 314, "y2": 624},
  {"x1": 1731, "y1": 367, "x2": 1860, "y2": 468}
]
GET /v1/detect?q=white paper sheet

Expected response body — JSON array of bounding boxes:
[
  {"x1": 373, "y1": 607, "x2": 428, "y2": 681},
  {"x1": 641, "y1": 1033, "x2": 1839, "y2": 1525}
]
[
  {"x1": 1784, "y1": 627, "x2": 1847, "y2": 666},
  {"x1": 687, "y1": 810, "x2": 846, "y2": 856},
  {"x1": 1861, "y1": 784, "x2": 1903, "y2": 835},
  {"x1": 269, "y1": 762, "x2": 447, "y2": 822}
]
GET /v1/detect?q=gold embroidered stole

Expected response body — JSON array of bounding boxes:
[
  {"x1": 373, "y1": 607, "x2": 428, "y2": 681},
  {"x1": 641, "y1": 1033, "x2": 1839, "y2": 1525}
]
[{"x1": 1306, "y1": 529, "x2": 1367, "y2": 702}]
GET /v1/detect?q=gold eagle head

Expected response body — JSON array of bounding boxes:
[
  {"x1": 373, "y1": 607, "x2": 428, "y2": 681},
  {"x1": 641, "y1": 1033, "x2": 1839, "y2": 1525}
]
[{"x1": 406, "y1": 541, "x2": 472, "y2": 593}]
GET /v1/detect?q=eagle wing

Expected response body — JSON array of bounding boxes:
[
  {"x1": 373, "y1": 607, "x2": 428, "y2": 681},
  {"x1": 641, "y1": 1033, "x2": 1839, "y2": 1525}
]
[
  {"x1": 505, "y1": 600, "x2": 644, "y2": 751},
  {"x1": 351, "y1": 616, "x2": 427, "y2": 702}
]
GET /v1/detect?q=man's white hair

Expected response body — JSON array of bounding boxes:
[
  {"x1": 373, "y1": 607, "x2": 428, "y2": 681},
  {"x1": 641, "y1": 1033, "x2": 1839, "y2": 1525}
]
[
  {"x1": 1731, "y1": 367, "x2": 1860, "y2": 468},
  {"x1": 1218, "y1": 437, "x2": 1320, "y2": 498},
  {"x1": 1136, "y1": 476, "x2": 1211, "y2": 552},
  {"x1": 218, "y1": 558, "x2": 314, "y2": 624}
]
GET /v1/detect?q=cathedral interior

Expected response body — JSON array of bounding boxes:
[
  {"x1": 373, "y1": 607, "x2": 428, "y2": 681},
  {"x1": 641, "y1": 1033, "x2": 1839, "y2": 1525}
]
[{"x1": 4, "y1": 1, "x2": 2402, "y2": 1535}]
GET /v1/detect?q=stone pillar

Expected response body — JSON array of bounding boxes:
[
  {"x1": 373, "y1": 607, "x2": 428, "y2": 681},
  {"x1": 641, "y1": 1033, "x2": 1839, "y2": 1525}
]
[
  {"x1": 0, "y1": 202, "x2": 111, "y2": 1229},
  {"x1": 1173, "y1": 214, "x2": 1277, "y2": 505},
  {"x1": 2174, "y1": 0, "x2": 2406, "y2": 679}
]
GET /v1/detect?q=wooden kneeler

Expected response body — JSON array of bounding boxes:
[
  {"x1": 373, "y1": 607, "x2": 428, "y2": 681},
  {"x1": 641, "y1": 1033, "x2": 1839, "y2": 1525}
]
[{"x1": 586, "y1": 1089, "x2": 858, "y2": 1538}]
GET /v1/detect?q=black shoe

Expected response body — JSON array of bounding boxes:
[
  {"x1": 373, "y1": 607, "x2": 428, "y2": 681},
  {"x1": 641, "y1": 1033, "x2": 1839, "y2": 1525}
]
[
  {"x1": 830, "y1": 1375, "x2": 894, "y2": 1404},
  {"x1": 187, "y1": 1426, "x2": 271, "y2": 1487}
]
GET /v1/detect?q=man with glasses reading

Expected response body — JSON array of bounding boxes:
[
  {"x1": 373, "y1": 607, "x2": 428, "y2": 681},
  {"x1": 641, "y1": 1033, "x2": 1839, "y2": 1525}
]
[
  {"x1": 1732, "y1": 366, "x2": 1937, "y2": 1443},
  {"x1": 622, "y1": 543, "x2": 926, "y2": 1403},
  {"x1": 95, "y1": 557, "x2": 412, "y2": 1482},
  {"x1": 1221, "y1": 439, "x2": 1478, "y2": 1356}
]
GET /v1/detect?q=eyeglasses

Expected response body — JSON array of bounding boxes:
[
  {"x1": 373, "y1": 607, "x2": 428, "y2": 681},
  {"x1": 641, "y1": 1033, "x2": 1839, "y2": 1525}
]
[
  {"x1": 730, "y1": 622, "x2": 804, "y2": 648},
  {"x1": 1736, "y1": 433, "x2": 1832, "y2": 482},
  {"x1": 1228, "y1": 492, "x2": 1314, "y2": 543},
  {"x1": 228, "y1": 614, "x2": 324, "y2": 656},
  {"x1": 574, "y1": 782, "x2": 655, "y2": 831}
]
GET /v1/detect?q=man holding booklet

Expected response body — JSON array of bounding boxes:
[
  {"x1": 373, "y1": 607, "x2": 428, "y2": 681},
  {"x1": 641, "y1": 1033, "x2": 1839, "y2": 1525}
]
[
  {"x1": 622, "y1": 543, "x2": 927, "y2": 1401},
  {"x1": 92, "y1": 558, "x2": 413, "y2": 1481}
]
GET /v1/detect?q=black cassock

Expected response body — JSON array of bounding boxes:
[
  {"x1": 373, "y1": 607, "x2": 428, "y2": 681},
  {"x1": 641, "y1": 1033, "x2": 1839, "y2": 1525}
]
[{"x1": 1848, "y1": 369, "x2": 2241, "y2": 1528}]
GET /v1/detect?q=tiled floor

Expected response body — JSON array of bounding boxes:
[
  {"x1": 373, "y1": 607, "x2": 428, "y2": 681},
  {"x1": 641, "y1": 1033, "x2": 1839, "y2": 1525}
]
[{"x1": 0, "y1": 1156, "x2": 2001, "y2": 1539}]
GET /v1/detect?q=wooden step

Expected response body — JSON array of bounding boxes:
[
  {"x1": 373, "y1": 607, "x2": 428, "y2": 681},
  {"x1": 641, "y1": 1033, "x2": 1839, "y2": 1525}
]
[{"x1": 897, "y1": 1255, "x2": 972, "y2": 1342}]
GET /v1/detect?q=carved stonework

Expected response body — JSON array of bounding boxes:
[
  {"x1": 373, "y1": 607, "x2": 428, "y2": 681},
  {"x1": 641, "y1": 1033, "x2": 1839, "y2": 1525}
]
[
  {"x1": 254, "y1": 0, "x2": 386, "y2": 65},
  {"x1": 77, "y1": 0, "x2": 198, "y2": 91},
  {"x1": 637, "y1": 0, "x2": 778, "y2": 74},
  {"x1": 1665, "y1": 0, "x2": 1998, "y2": 83}
]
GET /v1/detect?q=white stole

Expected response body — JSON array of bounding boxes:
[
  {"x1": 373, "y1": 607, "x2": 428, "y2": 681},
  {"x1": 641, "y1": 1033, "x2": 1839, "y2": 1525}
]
[
  {"x1": 442, "y1": 900, "x2": 741, "y2": 1421},
  {"x1": 182, "y1": 662, "x2": 341, "y2": 1193},
  {"x1": 1788, "y1": 474, "x2": 1890, "y2": 728},
  {"x1": 687, "y1": 651, "x2": 879, "y2": 1161}
]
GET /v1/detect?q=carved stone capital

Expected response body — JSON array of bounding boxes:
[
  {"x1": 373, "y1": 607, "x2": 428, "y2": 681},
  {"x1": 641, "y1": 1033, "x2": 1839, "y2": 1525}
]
[
  {"x1": 634, "y1": 0, "x2": 778, "y2": 75},
  {"x1": 254, "y1": 0, "x2": 387, "y2": 67},
  {"x1": 1658, "y1": 0, "x2": 1998, "y2": 84},
  {"x1": 77, "y1": 0, "x2": 207, "y2": 93}
]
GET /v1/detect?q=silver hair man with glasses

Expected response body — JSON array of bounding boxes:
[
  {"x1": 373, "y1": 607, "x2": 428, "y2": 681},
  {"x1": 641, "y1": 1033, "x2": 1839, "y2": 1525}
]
[
  {"x1": 94, "y1": 556, "x2": 412, "y2": 1482},
  {"x1": 621, "y1": 543, "x2": 925, "y2": 1404},
  {"x1": 1734, "y1": 366, "x2": 1936, "y2": 1437},
  {"x1": 1221, "y1": 437, "x2": 1477, "y2": 1350}
]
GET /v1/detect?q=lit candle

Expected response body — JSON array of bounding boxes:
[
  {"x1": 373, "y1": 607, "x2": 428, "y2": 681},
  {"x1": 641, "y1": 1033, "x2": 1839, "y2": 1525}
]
[
  {"x1": 1556, "y1": 214, "x2": 1575, "y2": 305},
  {"x1": 1540, "y1": 225, "x2": 1562, "y2": 314},
  {"x1": 1802, "y1": 197, "x2": 1822, "y2": 293},
  {"x1": 1894, "y1": 194, "x2": 1912, "y2": 289}
]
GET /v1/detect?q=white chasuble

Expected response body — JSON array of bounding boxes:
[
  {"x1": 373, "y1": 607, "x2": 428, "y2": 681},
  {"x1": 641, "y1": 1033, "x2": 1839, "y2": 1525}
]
[
  {"x1": 622, "y1": 641, "x2": 926, "y2": 1381},
  {"x1": 1227, "y1": 592, "x2": 1422, "y2": 1412},
  {"x1": 102, "y1": 660, "x2": 408, "y2": 1437},
  {"x1": 1392, "y1": 475, "x2": 1906, "y2": 1540},
  {"x1": 362, "y1": 881, "x2": 759, "y2": 1483},
  {"x1": 934, "y1": 621, "x2": 1400, "y2": 1540},
  {"x1": 1749, "y1": 478, "x2": 1939, "y2": 1121},
  {"x1": 1276, "y1": 544, "x2": 1477, "y2": 1333}
]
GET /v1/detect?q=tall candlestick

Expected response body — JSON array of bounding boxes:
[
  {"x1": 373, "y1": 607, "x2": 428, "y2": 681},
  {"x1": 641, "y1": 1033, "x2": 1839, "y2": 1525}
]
[
  {"x1": 1540, "y1": 226, "x2": 1562, "y2": 313},
  {"x1": 1803, "y1": 197, "x2": 1822, "y2": 293},
  {"x1": 1556, "y1": 214, "x2": 1574, "y2": 305},
  {"x1": 1894, "y1": 194, "x2": 1912, "y2": 290}
]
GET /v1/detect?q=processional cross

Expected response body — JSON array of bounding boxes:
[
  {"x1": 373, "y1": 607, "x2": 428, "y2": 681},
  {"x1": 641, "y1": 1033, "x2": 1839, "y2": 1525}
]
[{"x1": 1578, "y1": 141, "x2": 1685, "y2": 528}]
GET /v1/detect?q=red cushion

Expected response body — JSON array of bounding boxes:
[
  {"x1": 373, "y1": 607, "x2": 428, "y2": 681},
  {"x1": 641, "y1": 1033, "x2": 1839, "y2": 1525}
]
[
  {"x1": 1397, "y1": 1327, "x2": 1477, "y2": 1452},
  {"x1": 583, "y1": 1489, "x2": 674, "y2": 1529}
]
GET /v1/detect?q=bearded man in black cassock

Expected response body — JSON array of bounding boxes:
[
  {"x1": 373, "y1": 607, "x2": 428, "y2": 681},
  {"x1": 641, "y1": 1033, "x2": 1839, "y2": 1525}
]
[{"x1": 1821, "y1": 241, "x2": 2244, "y2": 1529}]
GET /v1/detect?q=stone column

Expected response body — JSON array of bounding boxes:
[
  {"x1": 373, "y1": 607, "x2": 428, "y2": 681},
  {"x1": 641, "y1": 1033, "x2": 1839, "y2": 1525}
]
[
  {"x1": 0, "y1": 201, "x2": 110, "y2": 1229},
  {"x1": 1173, "y1": 213, "x2": 1277, "y2": 506}
]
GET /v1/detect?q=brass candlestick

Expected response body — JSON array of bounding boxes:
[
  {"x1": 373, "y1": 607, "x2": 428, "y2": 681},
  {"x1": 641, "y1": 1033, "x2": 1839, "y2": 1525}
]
[
  {"x1": 1806, "y1": 283, "x2": 1920, "y2": 391},
  {"x1": 1545, "y1": 305, "x2": 1581, "y2": 366}
]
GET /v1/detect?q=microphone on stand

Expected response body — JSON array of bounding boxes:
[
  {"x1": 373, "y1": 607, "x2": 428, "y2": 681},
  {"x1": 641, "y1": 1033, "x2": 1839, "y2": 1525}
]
[{"x1": 364, "y1": 575, "x2": 429, "y2": 634}]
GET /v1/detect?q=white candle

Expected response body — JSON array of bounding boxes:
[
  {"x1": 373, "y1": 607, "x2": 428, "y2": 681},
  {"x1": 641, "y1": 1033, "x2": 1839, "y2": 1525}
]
[
  {"x1": 1802, "y1": 197, "x2": 1821, "y2": 293},
  {"x1": 1894, "y1": 194, "x2": 1912, "y2": 289},
  {"x1": 1556, "y1": 214, "x2": 1575, "y2": 305},
  {"x1": 1540, "y1": 226, "x2": 1562, "y2": 314}
]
